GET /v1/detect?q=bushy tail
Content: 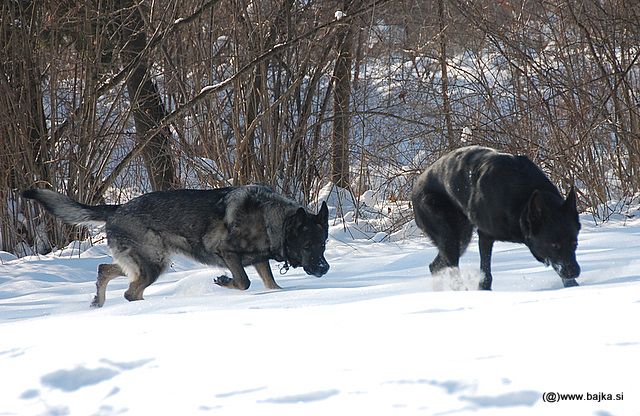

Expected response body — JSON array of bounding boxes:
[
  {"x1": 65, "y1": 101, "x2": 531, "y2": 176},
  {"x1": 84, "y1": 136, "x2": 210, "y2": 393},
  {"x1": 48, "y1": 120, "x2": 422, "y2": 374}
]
[{"x1": 22, "y1": 189, "x2": 119, "y2": 225}]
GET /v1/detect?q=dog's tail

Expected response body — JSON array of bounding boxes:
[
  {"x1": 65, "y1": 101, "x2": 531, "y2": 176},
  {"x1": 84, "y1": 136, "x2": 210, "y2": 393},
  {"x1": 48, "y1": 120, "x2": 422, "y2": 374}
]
[{"x1": 22, "y1": 189, "x2": 119, "y2": 225}]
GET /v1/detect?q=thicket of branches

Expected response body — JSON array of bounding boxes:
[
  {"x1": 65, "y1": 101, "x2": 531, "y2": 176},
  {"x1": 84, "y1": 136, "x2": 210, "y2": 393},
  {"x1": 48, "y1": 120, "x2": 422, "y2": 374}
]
[{"x1": 2, "y1": 0, "x2": 639, "y2": 254}]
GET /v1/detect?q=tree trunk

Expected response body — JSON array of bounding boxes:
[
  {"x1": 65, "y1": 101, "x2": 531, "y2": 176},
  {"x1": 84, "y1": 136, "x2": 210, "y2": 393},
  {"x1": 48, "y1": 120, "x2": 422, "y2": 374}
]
[
  {"x1": 121, "y1": 4, "x2": 178, "y2": 191},
  {"x1": 438, "y1": 0, "x2": 455, "y2": 148},
  {"x1": 331, "y1": 16, "x2": 354, "y2": 189}
]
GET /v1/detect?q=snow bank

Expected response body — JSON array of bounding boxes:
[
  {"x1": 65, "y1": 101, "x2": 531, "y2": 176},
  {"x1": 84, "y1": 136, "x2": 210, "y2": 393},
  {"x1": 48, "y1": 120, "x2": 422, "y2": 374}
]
[{"x1": 1, "y1": 214, "x2": 639, "y2": 415}]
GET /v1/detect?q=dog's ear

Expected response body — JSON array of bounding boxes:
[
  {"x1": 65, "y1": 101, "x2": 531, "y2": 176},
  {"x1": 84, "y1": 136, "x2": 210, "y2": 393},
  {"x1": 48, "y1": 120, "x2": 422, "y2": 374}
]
[
  {"x1": 294, "y1": 207, "x2": 306, "y2": 226},
  {"x1": 285, "y1": 207, "x2": 307, "y2": 232},
  {"x1": 316, "y1": 201, "x2": 328, "y2": 225},
  {"x1": 523, "y1": 190, "x2": 544, "y2": 236},
  {"x1": 563, "y1": 187, "x2": 578, "y2": 214},
  {"x1": 284, "y1": 207, "x2": 307, "y2": 237}
]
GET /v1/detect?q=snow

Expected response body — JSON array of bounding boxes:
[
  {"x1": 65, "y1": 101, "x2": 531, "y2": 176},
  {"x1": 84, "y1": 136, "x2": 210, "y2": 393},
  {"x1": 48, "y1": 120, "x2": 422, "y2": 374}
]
[
  {"x1": 1, "y1": 215, "x2": 639, "y2": 415},
  {"x1": 461, "y1": 126, "x2": 473, "y2": 143},
  {"x1": 361, "y1": 189, "x2": 380, "y2": 207},
  {"x1": 199, "y1": 84, "x2": 223, "y2": 95},
  {"x1": 199, "y1": 78, "x2": 236, "y2": 95}
]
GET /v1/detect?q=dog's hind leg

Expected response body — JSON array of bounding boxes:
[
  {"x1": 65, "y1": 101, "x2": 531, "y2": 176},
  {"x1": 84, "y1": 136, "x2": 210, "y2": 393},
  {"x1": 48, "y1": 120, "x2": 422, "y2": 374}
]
[
  {"x1": 123, "y1": 257, "x2": 166, "y2": 302},
  {"x1": 254, "y1": 261, "x2": 281, "y2": 290},
  {"x1": 414, "y1": 191, "x2": 473, "y2": 274},
  {"x1": 91, "y1": 263, "x2": 124, "y2": 307}
]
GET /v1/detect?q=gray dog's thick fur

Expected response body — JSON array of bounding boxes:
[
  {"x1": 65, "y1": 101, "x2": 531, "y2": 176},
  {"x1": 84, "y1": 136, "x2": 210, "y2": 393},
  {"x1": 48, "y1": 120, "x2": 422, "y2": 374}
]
[{"x1": 23, "y1": 185, "x2": 329, "y2": 307}]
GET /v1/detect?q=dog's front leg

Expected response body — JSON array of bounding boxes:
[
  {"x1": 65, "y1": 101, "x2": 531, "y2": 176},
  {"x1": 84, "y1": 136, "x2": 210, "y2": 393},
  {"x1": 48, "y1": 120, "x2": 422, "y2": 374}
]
[
  {"x1": 254, "y1": 261, "x2": 282, "y2": 290},
  {"x1": 215, "y1": 253, "x2": 251, "y2": 290},
  {"x1": 478, "y1": 232, "x2": 494, "y2": 290}
]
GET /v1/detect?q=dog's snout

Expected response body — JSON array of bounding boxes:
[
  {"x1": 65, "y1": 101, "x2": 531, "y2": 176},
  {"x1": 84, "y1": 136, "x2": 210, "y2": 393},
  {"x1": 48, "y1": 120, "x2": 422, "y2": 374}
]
[
  {"x1": 564, "y1": 263, "x2": 580, "y2": 280},
  {"x1": 317, "y1": 258, "x2": 330, "y2": 275},
  {"x1": 305, "y1": 257, "x2": 329, "y2": 277},
  {"x1": 553, "y1": 261, "x2": 580, "y2": 280}
]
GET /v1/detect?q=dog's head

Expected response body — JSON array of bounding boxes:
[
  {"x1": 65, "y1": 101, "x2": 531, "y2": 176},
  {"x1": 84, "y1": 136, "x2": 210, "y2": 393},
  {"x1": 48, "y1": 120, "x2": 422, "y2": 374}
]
[
  {"x1": 283, "y1": 201, "x2": 330, "y2": 277},
  {"x1": 520, "y1": 188, "x2": 581, "y2": 281}
]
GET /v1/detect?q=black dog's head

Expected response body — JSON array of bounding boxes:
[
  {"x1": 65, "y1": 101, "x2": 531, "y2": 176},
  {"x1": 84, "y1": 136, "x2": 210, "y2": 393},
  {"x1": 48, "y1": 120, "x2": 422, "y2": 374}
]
[
  {"x1": 283, "y1": 201, "x2": 330, "y2": 277},
  {"x1": 520, "y1": 188, "x2": 581, "y2": 281}
]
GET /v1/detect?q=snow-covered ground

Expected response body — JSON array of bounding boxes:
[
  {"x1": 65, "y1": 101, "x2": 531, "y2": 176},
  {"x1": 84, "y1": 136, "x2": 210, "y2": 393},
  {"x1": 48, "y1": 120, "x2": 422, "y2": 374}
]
[{"x1": 1, "y1": 214, "x2": 639, "y2": 415}]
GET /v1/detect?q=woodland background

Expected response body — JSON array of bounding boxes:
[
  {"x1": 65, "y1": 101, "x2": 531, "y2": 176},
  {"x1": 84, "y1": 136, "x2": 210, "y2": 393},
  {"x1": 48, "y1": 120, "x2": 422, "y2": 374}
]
[{"x1": 1, "y1": 0, "x2": 639, "y2": 254}]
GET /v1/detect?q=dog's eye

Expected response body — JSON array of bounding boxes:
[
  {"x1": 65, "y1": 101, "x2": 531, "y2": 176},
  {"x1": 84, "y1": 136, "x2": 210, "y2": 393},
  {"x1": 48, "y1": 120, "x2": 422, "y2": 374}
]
[
  {"x1": 551, "y1": 243, "x2": 561, "y2": 250},
  {"x1": 303, "y1": 243, "x2": 311, "y2": 250}
]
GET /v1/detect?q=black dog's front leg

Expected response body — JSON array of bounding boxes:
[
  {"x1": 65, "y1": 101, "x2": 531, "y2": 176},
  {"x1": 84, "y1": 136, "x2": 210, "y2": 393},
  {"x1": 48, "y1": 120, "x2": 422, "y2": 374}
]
[
  {"x1": 478, "y1": 232, "x2": 494, "y2": 290},
  {"x1": 215, "y1": 253, "x2": 251, "y2": 290}
]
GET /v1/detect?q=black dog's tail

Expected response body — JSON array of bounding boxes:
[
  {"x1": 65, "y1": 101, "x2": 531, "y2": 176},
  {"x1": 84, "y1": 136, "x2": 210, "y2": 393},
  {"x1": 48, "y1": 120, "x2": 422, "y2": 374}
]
[{"x1": 22, "y1": 189, "x2": 119, "y2": 225}]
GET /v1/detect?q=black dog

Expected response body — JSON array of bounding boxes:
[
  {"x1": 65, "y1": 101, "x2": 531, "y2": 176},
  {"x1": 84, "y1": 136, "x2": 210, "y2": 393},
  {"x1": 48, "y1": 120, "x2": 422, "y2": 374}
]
[{"x1": 412, "y1": 146, "x2": 581, "y2": 290}]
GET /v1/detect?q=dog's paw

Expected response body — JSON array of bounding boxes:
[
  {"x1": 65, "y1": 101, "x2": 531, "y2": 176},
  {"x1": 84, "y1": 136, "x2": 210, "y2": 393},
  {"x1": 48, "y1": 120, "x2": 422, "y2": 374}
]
[
  {"x1": 90, "y1": 296, "x2": 104, "y2": 308},
  {"x1": 214, "y1": 275, "x2": 251, "y2": 290},
  {"x1": 214, "y1": 275, "x2": 233, "y2": 287},
  {"x1": 562, "y1": 278, "x2": 579, "y2": 288}
]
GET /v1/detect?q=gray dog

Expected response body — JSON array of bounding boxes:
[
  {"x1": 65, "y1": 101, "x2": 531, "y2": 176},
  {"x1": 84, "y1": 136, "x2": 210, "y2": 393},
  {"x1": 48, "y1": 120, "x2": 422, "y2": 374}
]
[{"x1": 23, "y1": 185, "x2": 330, "y2": 307}]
